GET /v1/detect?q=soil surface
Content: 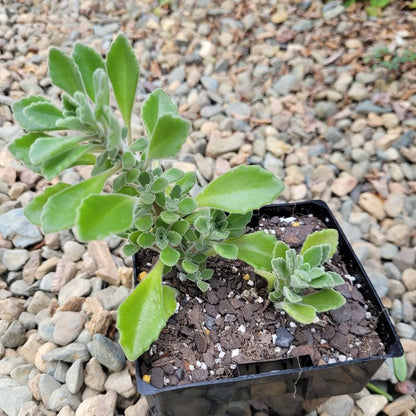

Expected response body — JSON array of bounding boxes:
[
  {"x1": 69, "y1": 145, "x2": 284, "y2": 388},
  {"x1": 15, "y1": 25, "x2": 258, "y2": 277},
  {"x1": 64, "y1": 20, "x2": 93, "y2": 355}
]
[{"x1": 137, "y1": 214, "x2": 385, "y2": 389}]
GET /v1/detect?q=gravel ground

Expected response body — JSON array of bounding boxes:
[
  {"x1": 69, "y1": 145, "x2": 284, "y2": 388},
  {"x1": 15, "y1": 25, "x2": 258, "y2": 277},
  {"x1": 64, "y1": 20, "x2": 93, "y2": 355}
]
[{"x1": 0, "y1": 0, "x2": 415, "y2": 415}]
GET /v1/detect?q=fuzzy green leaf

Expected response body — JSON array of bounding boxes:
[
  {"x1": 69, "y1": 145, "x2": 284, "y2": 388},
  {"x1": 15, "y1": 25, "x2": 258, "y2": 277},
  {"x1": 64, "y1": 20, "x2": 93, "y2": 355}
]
[
  {"x1": 273, "y1": 241, "x2": 290, "y2": 259},
  {"x1": 76, "y1": 194, "x2": 136, "y2": 241},
  {"x1": 213, "y1": 243, "x2": 238, "y2": 259},
  {"x1": 301, "y1": 229, "x2": 339, "y2": 258},
  {"x1": 160, "y1": 246, "x2": 180, "y2": 267},
  {"x1": 176, "y1": 171, "x2": 196, "y2": 194},
  {"x1": 271, "y1": 258, "x2": 287, "y2": 279},
  {"x1": 41, "y1": 145, "x2": 94, "y2": 180},
  {"x1": 24, "y1": 183, "x2": 71, "y2": 226},
  {"x1": 122, "y1": 243, "x2": 140, "y2": 257},
  {"x1": 301, "y1": 288, "x2": 346, "y2": 313},
  {"x1": 137, "y1": 232, "x2": 155, "y2": 248},
  {"x1": 328, "y1": 271, "x2": 344, "y2": 286},
  {"x1": 160, "y1": 211, "x2": 180, "y2": 224},
  {"x1": 308, "y1": 272, "x2": 335, "y2": 289},
  {"x1": 282, "y1": 301, "x2": 317, "y2": 324},
  {"x1": 12, "y1": 96, "x2": 58, "y2": 131},
  {"x1": 162, "y1": 167, "x2": 185, "y2": 183},
  {"x1": 29, "y1": 136, "x2": 84, "y2": 165},
  {"x1": 106, "y1": 33, "x2": 139, "y2": 129},
  {"x1": 23, "y1": 102, "x2": 63, "y2": 130},
  {"x1": 135, "y1": 214, "x2": 153, "y2": 231},
  {"x1": 167, "y1": 230, "x2": 182, "y2": 246},
  {"x1": 178, "y1": 197, "x2": 198, "y2": 215},
  {"x1": 182, "y1": 259, "x2": 199, "y2": 274},
  {"x1": 49, "y1": 48, "x2": 84, "y2": 96},
  {"x1": 117, "y1": 261, "x2": 177, "y2": 360},
  {"x1": 72, "y1": 42, "x2": 106, "y2": 101},
  {"x1": 8, "y1": 132, "x2": 45, "y2": 166},
  {"x1": 147, "y1": 114, "x2": 191, "y2": 160},
  {"x1": 227, "y1": 231, "x2": 276, "y2": 272},
  {"x1": 283, "y1": 286, "x2": 302, "y2": 303},
  {"x1": 129, "y1": 137, "x2": 149, "y2": 153},
  {"x1": 171, "y1": 220, "x2": 189, "y2": 235},
  {"x1": 303, "y1": 246, "x2": 325, "y2": 268},
  {"x1": 196, "y1": 165, "x2": 284, "y2": 214},
  {"x1": 197, "y1": 280, "x2": 210, "y2": 291},
  {"x1": 41, "y1": 170, "x2": 110, "y2": 233}
]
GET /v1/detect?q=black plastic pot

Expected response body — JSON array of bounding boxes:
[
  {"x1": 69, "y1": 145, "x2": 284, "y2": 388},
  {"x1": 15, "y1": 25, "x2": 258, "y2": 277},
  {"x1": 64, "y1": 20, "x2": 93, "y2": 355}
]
[{"x1": 133, "y1": 200, "x2": 403, "y2": 416}]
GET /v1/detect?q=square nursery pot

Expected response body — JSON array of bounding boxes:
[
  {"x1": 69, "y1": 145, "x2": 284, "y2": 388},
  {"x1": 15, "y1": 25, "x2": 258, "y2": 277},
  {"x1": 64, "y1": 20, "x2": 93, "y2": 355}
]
[{"x1": 133, "y1": 200, "x2": 403, "y2": 416}]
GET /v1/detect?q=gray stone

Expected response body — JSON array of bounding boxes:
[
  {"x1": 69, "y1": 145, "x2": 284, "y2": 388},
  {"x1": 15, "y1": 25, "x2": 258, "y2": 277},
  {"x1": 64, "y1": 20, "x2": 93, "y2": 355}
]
[
  {"x1": 0, "y1": 208, "x2": 43, "y2": 248},
  {"x1": 54, "y1": 361, "x2": 70, "y2": 383},
  {"x1": 17, "y1": 401, "x2": 42, "y2": 416},
  {"x1": 367, "y1": 269, "x2": 389, "y2": 298},
  {"x1": 87, "y1": 334, "x2": 126, "y2": 372},
  {"x1": 225, "y1": 103, "x2": 251, "y2": 118},
  {"x1": 10, "y1": 279, "x2": 29, "y2": 297},
  {"x1": 66, "y1": 359, "x2": 84, "y2": 394},
  {"x1": 43, "y1": 343, "x2": 90, "y2": 364},
  {"x1": 323, "y1": 4, "x2": 345, "y2": 19},
  {"x1": 10, "y1": 363, "x2": 35, "y2": 385},
  {"x1": 84, "y1": 357, "x2": 107, "y2": 391},
  {"x1": 314, "y1": 101, "x2": 337, "y2": 120},
  {"x1": 395, "y1": 322, "x2": 415, "y2": 339},
  {"x1": 0, "y1": 356, "x2": 28, "y2": 375},
  {"x1": 200, "y1": 76, "x2": 218, "y2": 91},
  {"x1": 0, "y1": 377, "x2": 32, "y2": 416},
  {"x1": 2, "y1": 249, "x2": 29, "y2": 271},
  {"x1": 355, "y1": 100, "x2": 391, "y2": 114},
  {"x1": 91, "y1": 285, "x2": 130, "y2": 311},
  {"x1": 273, "y1": 74, "x2": 298, "y2": 96},
  {"x1": 18, "y1": 311, "x2": 37, "y2": 330},
  {"x1": 38, "y1": 318, "x2": 55, "y2": 343},
  {"x1": 38, "y1": 374, "x2": 61, "y2": 409},
  {"x1": 52, "y1": 311, "x2": 86, "y2": 346},
  {"x1": 200, "y1": 104, "x2": 223, "y2": 118},
  {"x1": 275, "y1": 327, "x2": 294, "y2": 348},
  {"x1": 1, "y1": 321, "x2": 27, "y2": 348},
  {"x1": 62, "y1": 241, "x2": 86, "y2": 262},
  {"x1": 292, "y1": 19, "x2": 313, "y2": 32},
  {"x1": 227, "y1": 401, "x2": 251, "y2": 416},
  {"x1": 379, "y1": 243, "x2": 398, "y2": 260},
  {"x1": 49, "y1": 384, "x2": 81, "y2": 412}
]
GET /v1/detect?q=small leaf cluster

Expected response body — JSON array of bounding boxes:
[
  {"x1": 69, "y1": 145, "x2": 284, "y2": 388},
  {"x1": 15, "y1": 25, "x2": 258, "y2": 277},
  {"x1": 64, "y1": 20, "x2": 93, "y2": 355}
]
[
  {"x1": 232, "y1": 229, "x2": 346, "y2": 325},
  {"x1": 268, "y1": 229, "x2": 346, "y2": 324},
  {"x1": 363, "y1": 47, "x2": 416, "y2": 73},
  {"x1": 8, "y1": 33, "x2": 285, "y2": 360}
]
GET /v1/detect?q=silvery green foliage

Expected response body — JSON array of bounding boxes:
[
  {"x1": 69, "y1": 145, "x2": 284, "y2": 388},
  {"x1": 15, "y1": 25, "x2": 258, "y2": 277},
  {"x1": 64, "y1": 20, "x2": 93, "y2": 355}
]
[
  {"x1": 8, "y1": 34, "x2": 284, "y2": 360},
  {"x1": 269, "y1": 229, "x2": 346, "y2": 324}
]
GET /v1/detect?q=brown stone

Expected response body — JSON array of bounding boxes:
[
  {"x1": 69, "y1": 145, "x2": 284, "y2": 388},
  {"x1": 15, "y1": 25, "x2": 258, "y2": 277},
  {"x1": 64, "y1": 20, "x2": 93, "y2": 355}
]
[
  {"x1": 383, "y1": 394, "x2": 416, "y2": 416},
  {"x1": 18, "y1": 332, "x2": 45, "y2": 364},
  {"x1": 119, "y1": 267, "x2": 133, "y2": 288},
  {"x1": 85, "y1": 309, "x2": 112, "y2": 336},
  {"x1": 35, "y1": 257, "x2": 60, "y2": 279}
]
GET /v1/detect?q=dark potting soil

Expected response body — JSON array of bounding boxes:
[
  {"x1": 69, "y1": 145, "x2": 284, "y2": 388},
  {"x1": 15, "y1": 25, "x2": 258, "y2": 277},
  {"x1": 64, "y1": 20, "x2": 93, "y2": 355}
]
[{"x1": 137, "y1": 214, "x2": 385, "y2": 389}]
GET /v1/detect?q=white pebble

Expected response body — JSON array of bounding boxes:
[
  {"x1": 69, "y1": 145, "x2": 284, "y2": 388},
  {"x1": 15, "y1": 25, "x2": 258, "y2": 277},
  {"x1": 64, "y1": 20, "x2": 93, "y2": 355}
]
[
  {"x1": 238, "y1": 325, "x2": 246, "y2": 334},
  {"x1": 320, "y1": 339, "x2": 327, "y2": 345},
  {"x1": 201, "y1": 362, "x2": 208, "y2": 370},
  {"x1": 289, "y1": 322, "x2": 297, "y2": 328},
  {"x1": 189, "y1": 364, "x2": 195, "y2": 371},
  {"x1": 231, "y1": 349, "x2": 239, "y2": 357},
  {"x1": 219, "y1": 351, "x2": 225, "y2": 358},
  {"x1": 327, "y1": 358, "x2": 336, "y2": 364},
  {"x1": 247, "y1": 280, "x2": 254, "y2": 286}
]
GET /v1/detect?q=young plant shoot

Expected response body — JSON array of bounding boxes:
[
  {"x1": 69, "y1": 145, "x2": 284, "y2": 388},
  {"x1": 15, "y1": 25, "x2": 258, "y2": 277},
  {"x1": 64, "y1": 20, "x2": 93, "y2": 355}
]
[{"x1": 8, "y1": 34, "x2": 286, "y2": 360}]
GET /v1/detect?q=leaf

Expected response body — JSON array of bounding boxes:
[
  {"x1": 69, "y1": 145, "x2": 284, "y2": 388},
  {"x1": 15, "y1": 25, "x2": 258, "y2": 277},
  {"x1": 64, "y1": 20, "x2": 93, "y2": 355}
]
[
  {"x1": 160, "y1": 246, "x2": 180, "y2": 267},
  {"x1": 147, "y1": 114, "x2": 191, "y2": 160},
  {"x1": 141, "y1": 89, "x2": 178, "y2": 138},
  {"x1": 227, "y1": 231, "x2": 276, "y2": 272},
  {"x1": 162, "y1": 167, "x2": 185, "y2": 183},
  {"x1": 160, "y1": 211, "x2": 180, "y2": 224},
  {"x1": 213, "y1": 243, "x2": 238, "y2": 259},
  {"x1": 41, "y1": 170, "x2": 110, "y2": 233},
  {"x1": 129, "y1": 137, "x2": 149, "y2": 153},
  {"x1": 76, "y1": 194, "x2": 136, "y2": 241},
  {"x1": 301, "y1": 288, "x2": 346, "y2": 313},
  {"x1": 303, "y1": 246, "x2": 324, "y2": 268},
  {"x1": 255, "y1": 269, "x2": 276, "y2": 291},
  {"x1": 178, "y1": 197, "x2": 197, "y2": 215},
  {"x1": 106, "y1": 33, "x2": 139, "y2": 129},
  {"x1": 135, "y1": 214, "x2": 153, "y2": 231},
  {"x1": 123, "y1": 243, "x2": 140, "y2": 257},
  {"x1": 393, "y1": 355, "x2": 408, "y2": 383},
  {"x1": 182, "y1": 259, "x2": 199, "y2": 274},
  {"x1": 370, "y1": 0, "x2": 390, "y2": 7},
  {"x1": 23, "y1": 102, "x2": 63, "y2": 130},
  {"x1": 49, "y1": 48, "x2": 84, "y2": 96},
  {"x1": 24, "y1": 183, "x2": 71, "y2": 226},
  {"x1": 93, "y1": 69, "x2": 110, "y2": 116},
  {"x1": 138, "y1": 232, "x2": 155, "y2": 248},
  {"x1": 176, "y1": 171, "x2": 196, "y2": 194},
  {"x1": 328, "y1": 271, "x2": 344, "y2": 286},
  {"x1": 56, "y1": 117, "x2": 91, "y2": 132},
  {"x1": 12, "y1": 96, "x2": 57, "y2": 131},
  {"x1": 301, "y1": 229, "x2": 338, "y2": 258},
  {"x1": 283, "y1": 286, "x2": 302, "y2": 303},
  {"x1": 197, "y1": 280, "x2": 210, "y2": 291},
  {"x1": 226, "y1": 212, "x2": 252, "y2": 238},
  {"x1": 29, "y1": 136, "x2": 84, "y2": 165},
  {"x1": 273, "y1": 241, "x2": 290, "y2": 259},
  {"x1": 8, "y1": 132, "x2": 45, "y2": 166},
  {"x1": 196, "y1": 165, "x2": 284, "y2": 214},
  {"x1": 117, "y1": 261, "x2": 177, "y2": 360},
  {"x1": 271, "y1": 258, "x2": 287, "y2": 279},
  {"x1": 282, "y1": 301, "x2": 317, "y2": 324},
  {"x1": 72, "y1": 42, "x2": 106, "y2": 101},
  {"x1": 41, "y1": 145, "x2": 95, "y2": 180},
  {"x1": 308, "y1": 273, "x2": 335, "y2": 289}
]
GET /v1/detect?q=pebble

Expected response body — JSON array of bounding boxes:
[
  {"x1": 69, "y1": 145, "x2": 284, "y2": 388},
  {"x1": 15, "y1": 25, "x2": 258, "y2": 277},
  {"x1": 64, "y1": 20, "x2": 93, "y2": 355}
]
[
  {"x1": 402, "y1": 269, "x2": 416, "y2": 291},
  {"x1": 383, "y1": 395, "x2": 416, "y2": 416},
  {"x1": 52, "y1": 312, "x2": 86, "y2": 346},
  {"x1": 49, "y1": 384, "x2": 81, "y2": 412},
  {"x1": 1, "y1": 320, "x2": 27, "y2": 348},
  {"x1": 66, "y1": 359, "x2": 84, "y2": 394},
  {"x1": 87, "y1": 334, "x2": 126, "y2": 372},
  {"x1": 104, "y1": 367, "x2": 136, "y2": 398},
  {"x1": 84, "y1": 357, "x2": 107, "y2": 391},
  {"x1": 2, "y1": 249, "x2": 29, "y2": 271},
  {"x1": 43, "y1": 343, "x2": 90, "y2": 364},
  {"x1": 356, "y1": 394, "x2": 388, "y2": 416},
  {"x1": 74, "y1": 390, "x2": 117, "y2": 416},
  {"x1": 318, "y1": 395, "x2": 354, "y2": 416},
  {"x1": 0, "y1": 378, "x2": 32, "y2": 416},
  {"x1": 0, "y1": 208, "x2": 43, "y2": 248},
  {"x1": 358, "y1": 192, "x2": 386, "y2": 220}
]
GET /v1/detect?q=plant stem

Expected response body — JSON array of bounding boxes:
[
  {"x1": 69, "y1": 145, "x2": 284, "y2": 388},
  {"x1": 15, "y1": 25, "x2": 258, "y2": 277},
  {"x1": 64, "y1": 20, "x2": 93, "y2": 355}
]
[{"x1": 366, "y1": 382, "x2": 393, "y2": 402}]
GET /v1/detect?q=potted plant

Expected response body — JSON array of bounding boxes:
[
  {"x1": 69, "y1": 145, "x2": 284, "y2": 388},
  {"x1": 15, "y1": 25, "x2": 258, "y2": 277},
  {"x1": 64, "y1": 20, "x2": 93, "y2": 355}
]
[{"x1": 8, "y1": 34, "x2": 403, "y2": 416}]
